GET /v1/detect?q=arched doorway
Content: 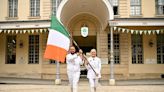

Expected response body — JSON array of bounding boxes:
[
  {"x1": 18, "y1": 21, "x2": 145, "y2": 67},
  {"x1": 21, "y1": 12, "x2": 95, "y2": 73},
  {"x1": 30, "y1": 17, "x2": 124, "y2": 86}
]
[
  {"x1": 57, "y1": 0, "x2": 114, "y2": 29},
  {"x1": 56, "y1": 0, "x2": 114, "y2": 55},
  {"x1": 68, "y1": 13, "x2": 100, "y2": 54}
]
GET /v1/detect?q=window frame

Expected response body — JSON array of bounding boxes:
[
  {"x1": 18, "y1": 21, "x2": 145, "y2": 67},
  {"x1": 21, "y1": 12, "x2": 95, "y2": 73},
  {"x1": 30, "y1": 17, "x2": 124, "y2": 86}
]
[
  {"x1": 30, "y1": 0, "x2": 40, "y2": 17},
  {"x1": 156, "y1": 0, "x2": 164, "y2": 15},
  {"x1": 131, "y1": 34, "x2": 144, "y2": 64},
  {"x1": 130, "y1": 0, "x2": 142, "y2": 16},
  {"x1": 109, "y1": 0, "x2": 119, "y2": 15},
  {"x1": 6, "y1": 35, "x2": 17, "y2": 64},
  {"x1": 8, "y1": 0, "x2": 18, "y2": 17},
  {"x1": 28, "y1": 35, "x2": 40, "y2": 64},
  {"x1": 108, "y1": 33, "x2": 120, "y2": 64},
  {"x1": 157, "y1": 34, "x2": 164, "y2": 64},
  {"x1": 51, "y1": 0, "x2": 62, "y2": 15}
]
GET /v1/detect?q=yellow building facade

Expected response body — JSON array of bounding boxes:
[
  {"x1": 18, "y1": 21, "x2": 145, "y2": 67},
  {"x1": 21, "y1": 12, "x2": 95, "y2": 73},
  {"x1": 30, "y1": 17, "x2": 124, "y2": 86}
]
[{"x1": 0, "y1": 0, "x2": 164, "y2": 80}]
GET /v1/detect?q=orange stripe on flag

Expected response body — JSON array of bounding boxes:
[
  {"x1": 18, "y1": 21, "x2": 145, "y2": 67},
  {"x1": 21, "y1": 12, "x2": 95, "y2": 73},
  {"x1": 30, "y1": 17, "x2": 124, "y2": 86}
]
[{"x1": 44, "y1": 45, "x2": 67, "y2": 62}]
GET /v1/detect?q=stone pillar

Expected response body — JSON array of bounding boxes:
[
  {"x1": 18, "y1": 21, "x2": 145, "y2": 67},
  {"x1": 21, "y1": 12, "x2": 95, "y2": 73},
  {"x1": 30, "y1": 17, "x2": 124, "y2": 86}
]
[
  {"x1": 55, "y1": 61, "x2": 61, "y2": 85},
  {"x1": 109, "y1": 26, "x2": 115, "y2": 85}
]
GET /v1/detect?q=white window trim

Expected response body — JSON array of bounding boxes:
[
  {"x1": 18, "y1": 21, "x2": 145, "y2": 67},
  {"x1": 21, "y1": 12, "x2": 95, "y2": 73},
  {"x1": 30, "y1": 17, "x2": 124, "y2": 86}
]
[
  {"x1": 9, "y1": 0, "x2": 18, "y2": 17},
  {"x1": 109, "y1": 0, "x2": 119, "y2": 16},
  {"x1": 130, "y1": 0, "x2": 142, "y2": 16},
  {"x1": 156, "y1": 0, "x2": 164, "y2": 15},
  {"x1": 30, "y1": 0, "x2": 40, "y2": 17}
]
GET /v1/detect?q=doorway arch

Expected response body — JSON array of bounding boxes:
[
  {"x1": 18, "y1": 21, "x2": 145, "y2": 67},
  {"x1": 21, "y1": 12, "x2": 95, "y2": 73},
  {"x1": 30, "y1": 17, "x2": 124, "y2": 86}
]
[{"x1": 56, "y1": 0, "x2": 114, "y2": 30}]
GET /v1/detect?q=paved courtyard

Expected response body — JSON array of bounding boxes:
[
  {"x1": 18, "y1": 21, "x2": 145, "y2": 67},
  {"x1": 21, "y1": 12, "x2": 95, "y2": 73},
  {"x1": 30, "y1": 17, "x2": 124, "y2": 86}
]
[
  {"x1": 0, "y1": 78, "x2": 164, "y2": 92},
  {"x1": 0, "y1": 84, "x2": 164, "y2": 92}
]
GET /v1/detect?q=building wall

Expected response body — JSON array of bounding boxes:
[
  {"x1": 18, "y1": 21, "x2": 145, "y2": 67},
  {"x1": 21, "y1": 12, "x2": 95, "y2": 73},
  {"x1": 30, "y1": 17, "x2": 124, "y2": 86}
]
[
  {"x1": 97, "y1": 28, "x2": 108, "y2": 64},
  {"x1": 119, "y1": 33, "x2": 131, "y2": 79},
  {"x1": 101, "y1": 32, "x2": 131, "y2": 80},
  {"x1": 119, "y1": 0, "x2": 157, "y2": 18},
  {"x1": 119, "y1": 0, "x2": 130, "y2": 18},
  {"x1": 0, "y1": 0, "x2": 7, "y2": 21},
  {"x1": 102, "y1": 33, "x2": 164, "y2": 80},
  {"x1": 0, "y1": 0, "x2": 51, "y2": 21},
  {"x1": 0, "y1": 31, "x2": 164, "y2": 80},
  {"x1": 0, "y1": 33, "x2": 43, "y2": 79},
  {"x1": 142, "y1": 0, "x2": 156, "y2": 17},
  {"x1": 128, "y1": 34, "x2": 164, "y2": 79},
  {"x1": 0, "y1": 0, "x2": 162, "y2": 21},
  {"x1": 0, "y1": 33, "x2": 6, "y2": 70}
]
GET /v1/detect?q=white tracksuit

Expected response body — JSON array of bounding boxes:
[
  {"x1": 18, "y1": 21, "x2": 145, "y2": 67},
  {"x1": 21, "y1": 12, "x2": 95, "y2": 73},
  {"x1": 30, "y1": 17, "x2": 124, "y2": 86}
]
[
  {"x1": 86, "y1": 57, "x2": 101, "y2": 92},
  {"x1": 66, "y1": 53, "x2": 83, "y2": 92}
]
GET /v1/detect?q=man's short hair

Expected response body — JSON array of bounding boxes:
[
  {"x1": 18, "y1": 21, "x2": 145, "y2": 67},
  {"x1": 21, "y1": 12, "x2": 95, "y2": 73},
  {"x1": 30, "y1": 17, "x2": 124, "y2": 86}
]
[{"x1": 70, "y1": 45, "x2": 75, "y2": 48}]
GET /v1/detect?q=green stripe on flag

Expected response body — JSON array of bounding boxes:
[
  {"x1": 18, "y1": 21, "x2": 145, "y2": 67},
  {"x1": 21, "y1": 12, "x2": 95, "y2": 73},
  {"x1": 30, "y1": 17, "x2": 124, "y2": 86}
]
[{"x1": 50, "y1": 15, "x2": 70, "y2": 38}]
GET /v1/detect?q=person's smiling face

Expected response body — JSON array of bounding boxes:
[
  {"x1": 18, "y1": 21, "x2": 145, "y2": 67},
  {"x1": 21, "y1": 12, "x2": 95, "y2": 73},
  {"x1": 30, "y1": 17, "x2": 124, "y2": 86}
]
[
  {"x1": 70, "y1": 46, "x2": 76, "y2": 54},
  {"x1": 90, "y1": 49, "x2": 97, "y2": 57}
]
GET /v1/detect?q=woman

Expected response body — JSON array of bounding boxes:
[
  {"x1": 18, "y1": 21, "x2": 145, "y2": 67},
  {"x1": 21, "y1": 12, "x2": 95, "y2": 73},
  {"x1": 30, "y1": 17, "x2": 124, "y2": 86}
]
[{"x1": 85, "y1": 49, "x2": 101, "y2": 92}]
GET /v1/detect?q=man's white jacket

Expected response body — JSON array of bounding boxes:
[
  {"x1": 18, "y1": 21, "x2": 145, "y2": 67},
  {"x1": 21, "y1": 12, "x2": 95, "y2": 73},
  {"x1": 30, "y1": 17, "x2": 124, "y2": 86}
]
[{"x1": 66, "y1": 53, "x2": 83, "y2": 73}]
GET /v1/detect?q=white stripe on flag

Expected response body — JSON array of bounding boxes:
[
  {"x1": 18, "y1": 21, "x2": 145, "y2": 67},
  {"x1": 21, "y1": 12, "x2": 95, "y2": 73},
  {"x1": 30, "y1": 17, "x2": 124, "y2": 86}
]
[{"x1": 47, "y1": 29, "x2": 70, "y2": 50}]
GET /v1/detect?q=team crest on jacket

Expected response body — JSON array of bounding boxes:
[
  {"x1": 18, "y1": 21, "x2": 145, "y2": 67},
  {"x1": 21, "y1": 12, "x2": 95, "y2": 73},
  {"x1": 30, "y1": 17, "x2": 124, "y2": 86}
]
[{"x1": 81, "y1": 26, "x2": 88, "y2": 37}]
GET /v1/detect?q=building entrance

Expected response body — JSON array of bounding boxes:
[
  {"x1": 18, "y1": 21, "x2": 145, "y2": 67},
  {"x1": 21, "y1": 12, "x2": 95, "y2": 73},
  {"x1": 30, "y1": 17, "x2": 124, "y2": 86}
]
[
  {"x1": 73, "y1": 36, "x2": 96, "y2": 54},
  {"x1": 73, "y1": 36, "x2": 96, "y2": 78}
]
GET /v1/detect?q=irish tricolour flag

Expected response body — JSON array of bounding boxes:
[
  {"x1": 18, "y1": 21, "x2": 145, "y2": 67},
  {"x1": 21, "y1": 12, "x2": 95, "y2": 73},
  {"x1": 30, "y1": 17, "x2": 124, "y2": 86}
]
[{"x1": 44, "y1": 16, "x2": 70, "y2": 62}]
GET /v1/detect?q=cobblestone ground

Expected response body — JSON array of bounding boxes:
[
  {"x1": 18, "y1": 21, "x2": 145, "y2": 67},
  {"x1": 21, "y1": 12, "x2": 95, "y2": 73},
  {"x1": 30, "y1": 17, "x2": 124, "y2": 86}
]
[{"x1": 0, "y1": 84, "x2": 164, "y2": 92}]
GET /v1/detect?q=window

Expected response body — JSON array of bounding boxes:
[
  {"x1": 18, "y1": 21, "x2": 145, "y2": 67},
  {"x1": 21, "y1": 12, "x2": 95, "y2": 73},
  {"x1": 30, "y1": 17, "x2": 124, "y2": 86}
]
[
  {"x1": 131, "y1": 34, "x2": 143, "y2": 64},
  {"x1": 156, "y1": 0, "x2": 164, "y2": 15},
  {"x1": 28, "y1": 35, "x2": 39, "y2": 64},
  {"x1": 157, "y1": 34, "x2": 164, "y2": 64},
  {"x1": 30, "y1": 0, "x2": 40, "y2": 17},
  {"x1": 6, "y1": 35, "x2": 16, "y2": 64},
  {"x1": 130, "y1": 0, "x2": 141, "y2": 16},
  {"x1": 110, "y1": 0, "x2": 119, "y2": 15},
  {"x1": 108, "y1": 34, "x2": 120, "y2": 64},
  {"x1": 52, "y1": 0, "x2": 62, "y2": 15},
  {"x1": 8, "y1": 0, "x2": 18, "y2": 17}
]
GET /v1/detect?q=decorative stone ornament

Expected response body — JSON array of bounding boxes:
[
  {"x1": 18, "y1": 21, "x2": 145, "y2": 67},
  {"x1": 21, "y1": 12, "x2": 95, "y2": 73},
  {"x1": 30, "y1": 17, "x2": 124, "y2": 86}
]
[{"x1": 81, "y1": 26, "x2": 88, "y2": 37}]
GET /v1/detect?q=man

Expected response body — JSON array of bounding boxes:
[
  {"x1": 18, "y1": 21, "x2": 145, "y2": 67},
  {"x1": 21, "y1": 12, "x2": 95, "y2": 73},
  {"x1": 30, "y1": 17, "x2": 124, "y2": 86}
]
[
  {"x1": 66, "y1": 46, "x2": 83, "y2": 92},
  {"x1": 85, "y1": 49, "x2": 101, "y2": 92}
]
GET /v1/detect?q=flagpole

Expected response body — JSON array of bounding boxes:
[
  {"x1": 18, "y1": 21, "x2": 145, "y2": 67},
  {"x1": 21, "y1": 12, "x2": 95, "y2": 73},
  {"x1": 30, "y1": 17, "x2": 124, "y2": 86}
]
[
  {"x1": 71, "y1": 37, "x2": 97, "y2": 74},
  {"x1": 55, "y1": 0, "x2": 61, "y2": 85},
  {"x1": 70, "y1": 35, "x2": 97, "y2": 75}
]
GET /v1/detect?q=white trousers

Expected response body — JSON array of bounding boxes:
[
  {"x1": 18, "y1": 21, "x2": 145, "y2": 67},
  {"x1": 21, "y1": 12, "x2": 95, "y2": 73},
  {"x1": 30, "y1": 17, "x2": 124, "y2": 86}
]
[
  {"x1": 88, "y1": 78, "x2": 99, "y2": 88},
  {"x1": 67, "y1": 71, "x2": 80, "y2": 92}
]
